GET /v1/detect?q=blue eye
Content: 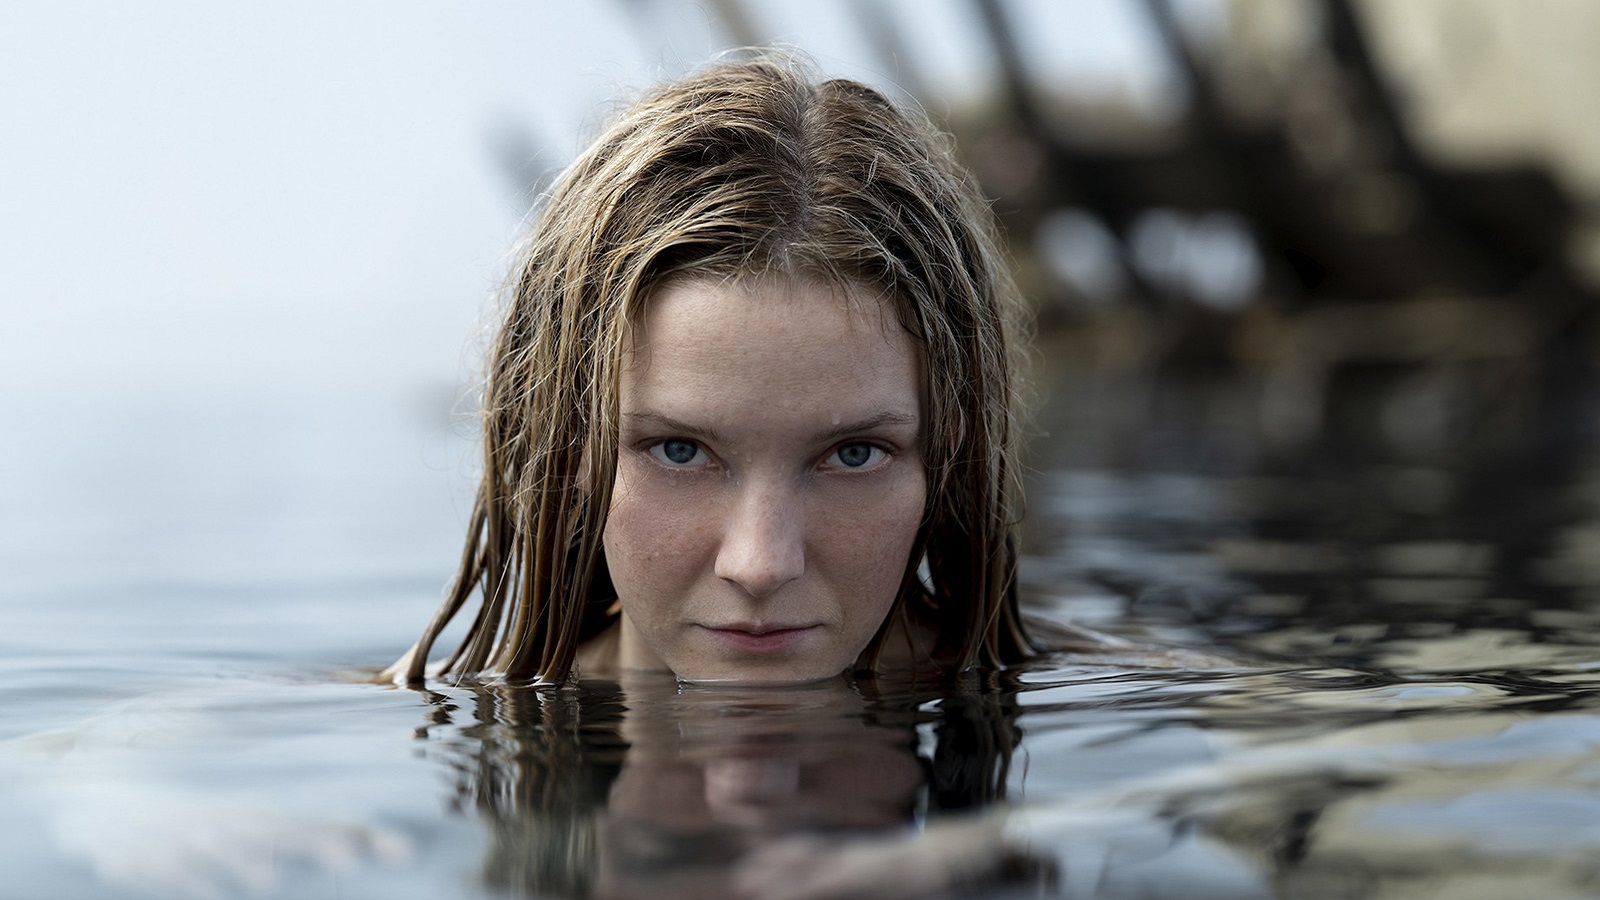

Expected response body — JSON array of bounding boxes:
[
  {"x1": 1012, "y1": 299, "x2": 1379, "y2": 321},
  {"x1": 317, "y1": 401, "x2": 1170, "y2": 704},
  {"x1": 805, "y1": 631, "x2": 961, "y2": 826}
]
[
  {"x1": 650, "y1": 439, "x2": 707, "y2": 467},
  {"x1": 830, "y1": 442, "x2": 884, "y2": 469}
]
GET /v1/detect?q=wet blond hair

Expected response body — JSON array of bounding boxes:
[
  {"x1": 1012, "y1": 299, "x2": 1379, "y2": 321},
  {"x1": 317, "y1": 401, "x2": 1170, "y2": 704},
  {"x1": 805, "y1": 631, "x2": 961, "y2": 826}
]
[{"x1": 388, "y1": 53, "x2": 1034, "y2": 685}]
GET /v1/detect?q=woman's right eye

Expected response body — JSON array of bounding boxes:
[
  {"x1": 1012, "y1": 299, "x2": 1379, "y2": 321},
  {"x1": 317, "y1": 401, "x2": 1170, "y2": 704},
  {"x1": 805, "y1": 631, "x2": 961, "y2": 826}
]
[{"x1": 648, "y1": 439, "x2": 709, "y2": 468}]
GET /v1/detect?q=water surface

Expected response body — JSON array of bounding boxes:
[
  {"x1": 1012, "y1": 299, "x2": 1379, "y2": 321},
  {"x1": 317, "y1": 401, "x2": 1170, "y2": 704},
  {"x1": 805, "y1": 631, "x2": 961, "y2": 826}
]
[{"x1": 6, "y1": 365, "x2": 1600, "y2": 898}]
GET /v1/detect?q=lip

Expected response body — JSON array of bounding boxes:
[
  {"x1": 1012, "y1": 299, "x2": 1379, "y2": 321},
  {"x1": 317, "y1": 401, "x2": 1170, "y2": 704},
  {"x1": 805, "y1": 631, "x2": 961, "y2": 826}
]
[{"x1": 699, "y1": 624, "x2": 820, "y2": 654}]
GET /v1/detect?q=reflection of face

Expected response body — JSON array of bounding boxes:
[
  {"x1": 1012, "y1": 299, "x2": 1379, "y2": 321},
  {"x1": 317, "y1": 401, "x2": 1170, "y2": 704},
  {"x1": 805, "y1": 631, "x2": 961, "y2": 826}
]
[
  {"x1": 595, "y1": 681, "x2": 926, "y2": 899},
  {"x1": 609, "y1": 699, "x2": 922, "y2": 833},
  {"x1": 604, "y1": 277, "x2": 925, "y2": 684}
]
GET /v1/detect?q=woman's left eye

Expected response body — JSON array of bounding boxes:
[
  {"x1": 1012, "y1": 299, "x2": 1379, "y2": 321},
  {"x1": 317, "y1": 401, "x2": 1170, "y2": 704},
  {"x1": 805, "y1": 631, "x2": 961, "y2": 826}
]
[{"x1": 826, "y1": 442, "x2": 887, "y2": 469}]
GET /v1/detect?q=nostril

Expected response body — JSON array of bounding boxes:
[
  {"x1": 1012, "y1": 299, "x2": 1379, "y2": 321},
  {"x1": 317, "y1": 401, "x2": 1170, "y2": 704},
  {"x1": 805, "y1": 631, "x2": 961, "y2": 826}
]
[{"x1": 716, "y1": 540, "x2": 804, "y2": 597}]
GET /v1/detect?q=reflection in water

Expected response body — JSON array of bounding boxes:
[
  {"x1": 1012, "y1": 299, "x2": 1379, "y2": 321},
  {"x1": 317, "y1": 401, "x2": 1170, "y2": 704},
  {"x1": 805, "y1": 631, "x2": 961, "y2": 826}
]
[
  {"x1": 414, "y1": 676, "x2": 1042, "y2": 898},
  {"x1": 404, "y1": 660, "x2": 1600, "y2": 898}
]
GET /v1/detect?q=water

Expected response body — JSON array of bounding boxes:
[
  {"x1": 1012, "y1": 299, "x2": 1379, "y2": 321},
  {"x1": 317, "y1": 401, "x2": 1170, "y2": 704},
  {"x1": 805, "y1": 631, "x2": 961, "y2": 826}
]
[{"x1": 6, "y1": 357, "x2": 1600, "y2": 898}]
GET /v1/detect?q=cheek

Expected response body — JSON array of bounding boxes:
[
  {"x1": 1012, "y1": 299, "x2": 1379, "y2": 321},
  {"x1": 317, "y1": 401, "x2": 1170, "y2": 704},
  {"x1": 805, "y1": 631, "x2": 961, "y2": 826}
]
[
  {"x1": 603, "y1": 464, "x2": 715, "y2": 587},
  {"x1": 818, "y1": 475, "x2": 926, "y2": 592}
]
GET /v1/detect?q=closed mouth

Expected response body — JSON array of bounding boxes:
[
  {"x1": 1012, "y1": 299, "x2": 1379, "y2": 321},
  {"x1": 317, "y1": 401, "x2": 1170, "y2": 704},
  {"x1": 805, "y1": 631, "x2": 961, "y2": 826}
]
[
  {"x1": 709, "y1": 623, "x2": 815, "y2": 635},
  {"x1": 699, "y1": 624, "x2": 820, "y2": 651}
]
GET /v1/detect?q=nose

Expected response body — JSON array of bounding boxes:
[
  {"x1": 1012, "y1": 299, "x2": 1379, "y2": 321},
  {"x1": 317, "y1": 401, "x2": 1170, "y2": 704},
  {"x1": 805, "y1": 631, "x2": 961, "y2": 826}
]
[{"x1": 715, "y1": 481, "x2": 805, "y2": 598}]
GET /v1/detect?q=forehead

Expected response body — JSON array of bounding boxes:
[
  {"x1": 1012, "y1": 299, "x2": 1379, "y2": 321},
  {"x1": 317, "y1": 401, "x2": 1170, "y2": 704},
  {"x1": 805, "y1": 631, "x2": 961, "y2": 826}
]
[
  {"x1": 631, "y1": 271, "x2": 905, "y2": 335},
  {"x1": 620, "y1": 276, "x2": 922, "y2": 421}
]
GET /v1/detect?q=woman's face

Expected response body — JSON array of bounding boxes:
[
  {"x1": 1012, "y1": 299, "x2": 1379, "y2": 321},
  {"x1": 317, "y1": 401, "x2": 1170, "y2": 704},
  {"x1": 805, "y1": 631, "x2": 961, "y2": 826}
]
[{"x1": 603, "y1": 276, "x2": 925, "y2": 684}]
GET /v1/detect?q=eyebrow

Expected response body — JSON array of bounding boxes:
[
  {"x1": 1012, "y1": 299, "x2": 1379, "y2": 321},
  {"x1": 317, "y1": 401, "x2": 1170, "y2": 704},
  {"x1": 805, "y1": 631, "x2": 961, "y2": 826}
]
[
  {"x1": 818, "y1": 410, "x2": 920, "y2": 442},
  {"x1": 620, "y1": 410, "x2": 919, "y2": 445},
  {"x1": 620, "y1": 412, "x2": 731, "y2": 446}
]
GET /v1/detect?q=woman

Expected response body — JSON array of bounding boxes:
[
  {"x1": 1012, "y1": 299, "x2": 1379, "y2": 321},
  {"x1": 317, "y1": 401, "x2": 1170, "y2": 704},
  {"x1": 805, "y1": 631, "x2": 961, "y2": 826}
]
[{"x1": 385, "y1": 53, "x2": 1037, "y2": 686}]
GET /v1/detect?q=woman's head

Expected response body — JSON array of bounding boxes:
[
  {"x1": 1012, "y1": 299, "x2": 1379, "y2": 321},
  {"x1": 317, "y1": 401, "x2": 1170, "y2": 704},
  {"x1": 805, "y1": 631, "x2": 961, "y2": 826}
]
[{"x1": 392, "y1": 52, "x2": 1034, "y2": 685}]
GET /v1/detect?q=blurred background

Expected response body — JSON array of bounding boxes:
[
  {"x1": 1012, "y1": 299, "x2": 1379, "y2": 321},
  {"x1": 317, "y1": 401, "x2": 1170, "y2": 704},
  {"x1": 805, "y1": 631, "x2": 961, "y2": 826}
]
[{"x1": 4, "y1": 0, "x2": 1600, "y2": 671}]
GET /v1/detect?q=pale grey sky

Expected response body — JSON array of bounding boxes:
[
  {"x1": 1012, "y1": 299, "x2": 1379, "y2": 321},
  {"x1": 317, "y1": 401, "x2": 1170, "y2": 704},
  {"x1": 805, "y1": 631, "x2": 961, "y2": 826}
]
[{"x1": 0, "y1": 1, "x2": 1174, "y2": 403}]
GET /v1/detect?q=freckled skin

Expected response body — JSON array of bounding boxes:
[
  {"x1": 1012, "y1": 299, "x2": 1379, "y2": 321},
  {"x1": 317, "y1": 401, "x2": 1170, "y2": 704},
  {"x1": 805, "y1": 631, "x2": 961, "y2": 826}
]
[{"x1": 600, "y1": 278, "x2": 925, "y2": 684}]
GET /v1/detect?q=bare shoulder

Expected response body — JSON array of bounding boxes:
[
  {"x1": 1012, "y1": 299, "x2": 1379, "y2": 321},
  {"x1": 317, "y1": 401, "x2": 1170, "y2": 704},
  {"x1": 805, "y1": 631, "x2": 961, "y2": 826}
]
[{"x1": 574, "y1": 621, "x2": 623, "y2": 680}]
